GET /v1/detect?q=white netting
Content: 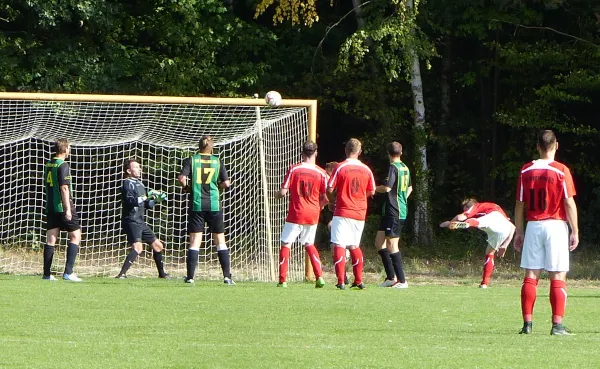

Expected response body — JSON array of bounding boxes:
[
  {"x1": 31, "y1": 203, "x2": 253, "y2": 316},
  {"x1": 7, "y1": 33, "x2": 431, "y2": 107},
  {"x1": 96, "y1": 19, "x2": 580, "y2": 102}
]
[{"x1": 0, "y1": 97, "x2": 310, "y2": 281}]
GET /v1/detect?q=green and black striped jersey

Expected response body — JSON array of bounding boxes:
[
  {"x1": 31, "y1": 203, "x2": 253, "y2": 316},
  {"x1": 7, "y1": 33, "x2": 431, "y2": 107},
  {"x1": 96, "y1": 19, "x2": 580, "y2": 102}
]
[
  {"x1": 43, "y1": 158, "x2": 74, "y2": 214},
  {"x1": 180, "y1": 153, "x2": 229, "y2": 212},
  {"x1": 382, "y1": 161, "x2": 411, "y2": 220}
]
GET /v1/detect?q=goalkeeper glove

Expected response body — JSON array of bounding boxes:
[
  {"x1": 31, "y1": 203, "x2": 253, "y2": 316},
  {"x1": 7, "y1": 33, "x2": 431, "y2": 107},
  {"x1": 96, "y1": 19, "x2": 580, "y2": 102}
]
[{"x1": 148, "y1": 190, "x2": 167, "y2": 203}]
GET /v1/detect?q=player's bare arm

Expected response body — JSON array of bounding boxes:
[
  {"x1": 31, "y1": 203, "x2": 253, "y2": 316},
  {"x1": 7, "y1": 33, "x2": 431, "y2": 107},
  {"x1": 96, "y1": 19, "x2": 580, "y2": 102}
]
[
  {"x1": 376, "y1": 185, "x2": 391, "y2": 193},
  {"x1": 564, "y1": 197, "x2": 579, "y2": 251},
  {"x1": 439, "y1": 213, "x2": 467, "y2": 228},
  {"x1": 326, "y1": 187, "x2": 336, "y2": 211},
  {"x1": 407, "y1": 185, "x2": 413, "y2": 198},
  {"x1": 275, "y1": 188, "x2": 288, "y2": 199},
  {"x1": 513, "y1": 200, "x2": 525, "y2": 252},
  {"x1": 177, "y1": 175, "x2": 189, "y2": 192},
  {"x1": 319, "y1": 193, "x2": 329, "y2": 208},
  {"x1": 60, "y1": 184, "x2": 72, "y2": 220}
]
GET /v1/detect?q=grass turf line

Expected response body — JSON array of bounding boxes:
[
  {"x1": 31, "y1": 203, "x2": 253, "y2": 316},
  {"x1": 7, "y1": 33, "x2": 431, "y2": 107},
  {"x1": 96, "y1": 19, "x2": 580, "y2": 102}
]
[{"x1": 1, "y1": 276, "x2": 600, "y2": 369}]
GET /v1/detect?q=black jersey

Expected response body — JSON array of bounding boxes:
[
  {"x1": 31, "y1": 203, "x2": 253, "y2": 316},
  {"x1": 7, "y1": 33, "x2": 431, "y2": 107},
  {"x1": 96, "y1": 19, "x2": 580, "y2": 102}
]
[{"x1": 121, "y1": 177, "x2": 153, "y2": 224}]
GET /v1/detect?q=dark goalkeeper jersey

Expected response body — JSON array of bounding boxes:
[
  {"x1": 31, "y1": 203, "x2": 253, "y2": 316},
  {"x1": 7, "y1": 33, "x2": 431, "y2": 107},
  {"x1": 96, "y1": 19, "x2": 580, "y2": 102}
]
[
  {"x1": 121, "y1": 177, "x2": 152, "y2": 224},
  {"x1": 44, "y1": 158, "x2": 75, "y2": 214},
  {"x1": 180, "y1": 153, "x2": 229, "y2": 212},
  {"x1": 382, "y1": 161, "x2": 411, "y2": 220}
]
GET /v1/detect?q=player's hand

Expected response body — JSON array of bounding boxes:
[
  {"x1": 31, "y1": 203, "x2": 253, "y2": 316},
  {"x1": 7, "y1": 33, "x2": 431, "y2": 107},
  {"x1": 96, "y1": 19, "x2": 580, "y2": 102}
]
[
  {"x1": 497, "y1": 246, "x2": 507, "y2": 258},
  {"x1": 569, "y1": 232, "x2": 579, "y2": 251},
  {"x1": 65, "y1": 209, "x2": 72, "y2": 221},
  {"x1": 439, "y1": 221, "x2": 450, "y2": 228},
  {"x1": 513, "y1": 232, "x2": 524, "y2": 252}
]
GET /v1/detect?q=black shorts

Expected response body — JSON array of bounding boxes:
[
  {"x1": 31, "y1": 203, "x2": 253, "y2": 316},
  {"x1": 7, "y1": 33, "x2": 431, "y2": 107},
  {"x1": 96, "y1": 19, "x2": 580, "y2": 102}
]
[
  {"x1": 46, "y1": 211, "x2": 81, "y2": 232},
  {"x1": 122, "y1": 222, "x2": 157, "y2": 245},
  {"x1": 378, "y1": 217, "x2": 405, "y2": 238},
  {"x1": 188, "y1": 211, "x2": 225, "y2": 234}
]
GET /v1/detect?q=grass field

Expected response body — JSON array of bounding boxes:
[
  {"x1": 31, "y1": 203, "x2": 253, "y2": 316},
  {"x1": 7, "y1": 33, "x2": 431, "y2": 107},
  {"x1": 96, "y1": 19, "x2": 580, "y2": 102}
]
[{"x1": 1, "y1": 275, "x2": 600, "y2": 369}]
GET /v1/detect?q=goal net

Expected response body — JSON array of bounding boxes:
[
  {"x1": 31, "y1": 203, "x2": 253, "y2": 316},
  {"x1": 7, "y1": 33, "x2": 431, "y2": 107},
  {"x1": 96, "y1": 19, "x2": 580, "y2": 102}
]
[{"x1": 0, "y1": 93, "x2": 315, "y2": 282}]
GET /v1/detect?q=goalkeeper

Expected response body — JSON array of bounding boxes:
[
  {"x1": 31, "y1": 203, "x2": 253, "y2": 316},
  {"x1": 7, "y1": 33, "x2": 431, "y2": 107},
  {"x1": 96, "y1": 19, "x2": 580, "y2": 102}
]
[
  {"x1": 115, "y1": 159, "x2": 169, "y2": 279},
  {"x1": 440, "y1": 198, "x2": 515, "y2": 288}
]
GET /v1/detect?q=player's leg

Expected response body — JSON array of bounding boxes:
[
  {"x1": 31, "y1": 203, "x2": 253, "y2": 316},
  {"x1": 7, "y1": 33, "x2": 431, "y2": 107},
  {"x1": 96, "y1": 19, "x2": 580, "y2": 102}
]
[
  {"x1": 146, "y1": 227, "x2": 168, "y2": 279},
  {"x1": 278, "y1": 222, "x2": 301, "y2": 286},
  {"x1": 519, "y1": 221, "x2": 545, "y2": 333},
  {"x1": 300, "y1": 224, "x2": 324, "y2": 287},
  {"x1": 330, "y1": 216, "x2": 348, "y2": 289},
  {"x1": 496, "y1": 224, "x2": 516, "y2": 258},
  {"x1": 387, "y1": 238, "x2": 407, "y2": 288},
  {"x1": 116, "y1": 223, "x2": 143, "y2": 278},
  {"x1": 480, "y1": 246, "x2": 496, "y2": 288},
  {"x1": 546, "y1": 220, "x2": 571, "y2": 335},
  {"x1": 348, "y1": 218, "x2": 366, "y2": 289},
  {"x1": 387, "y1": 218, "x2": 407, "y2": 288},
  {"x1": 520, "y1": 268, "x2": 541, "y2": 334},
  {"x1": 62, "y1": 213, "x2": 82, "y2": 282},
  {"x1": 118, "y1": 242, "x2": 143, "y2": 278},
  {"x1": 43, "y1": 224, "x2": 59, "y2": 280},
  {"x1": 208, "y1": 211, "x2": 234, "y2": 285},
  {"x1": 375, "y1": 221, "x2": 395, "y2": 286},
  {"x1": 186, "y1": 212, "x2": 204, "y2": 283}
]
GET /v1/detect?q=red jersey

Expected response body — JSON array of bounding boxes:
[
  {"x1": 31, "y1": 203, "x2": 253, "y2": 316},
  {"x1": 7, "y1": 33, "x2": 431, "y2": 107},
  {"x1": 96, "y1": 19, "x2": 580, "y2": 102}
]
[
  {"x1": 281, "y1": 162, "x2": 327, "y2": 225},
  {"x1": 463, "y1": 202, "x2": 509, "y2": 220},
  {"x1": 516, "y1": 159, "x2": 576, "y2": 221},
  {"x1": 327, "y1": 158, "x2": 375, "y2": 221}
]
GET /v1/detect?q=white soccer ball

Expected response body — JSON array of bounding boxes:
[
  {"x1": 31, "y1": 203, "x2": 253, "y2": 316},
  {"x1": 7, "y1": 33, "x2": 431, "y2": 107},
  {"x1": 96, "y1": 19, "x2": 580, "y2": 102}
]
[{"x1": 265, "y1": 91, "x2": 282, "y2": 107}]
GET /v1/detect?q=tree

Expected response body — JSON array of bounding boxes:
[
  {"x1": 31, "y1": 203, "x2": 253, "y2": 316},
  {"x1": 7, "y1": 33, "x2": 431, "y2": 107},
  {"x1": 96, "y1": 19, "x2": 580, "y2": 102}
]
[{"x1": 256, "y1": 0, "x2": 436, "y2": 245}]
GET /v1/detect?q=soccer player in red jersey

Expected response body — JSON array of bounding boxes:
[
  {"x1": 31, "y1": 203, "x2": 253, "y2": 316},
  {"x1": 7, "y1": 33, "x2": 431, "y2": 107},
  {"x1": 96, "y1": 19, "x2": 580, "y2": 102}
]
[
  {"x1": 275, "y1": 141, "x2": 329, "y2": 288},
  {"x1": 514, "y1": 130, "x2": 578, "y2": 336},
  {"x1": 440, "y1": 199, "x2": 515, "y2": 288},
  {"x1": 327, "y1": 138, "x2": 376, "y2": 290}
]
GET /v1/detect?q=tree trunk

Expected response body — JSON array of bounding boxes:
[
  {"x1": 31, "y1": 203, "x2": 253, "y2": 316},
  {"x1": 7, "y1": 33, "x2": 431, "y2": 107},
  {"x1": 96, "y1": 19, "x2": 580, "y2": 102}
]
[
  {"x1": 434, "y1": 39, "x2": 451, "y2": 190},
  {"x1": 407, "y1": 0, "x2": 433, "y2": 246},
  {"x1": 352, "y1": 0, "x2": 366, "y2": 28}
]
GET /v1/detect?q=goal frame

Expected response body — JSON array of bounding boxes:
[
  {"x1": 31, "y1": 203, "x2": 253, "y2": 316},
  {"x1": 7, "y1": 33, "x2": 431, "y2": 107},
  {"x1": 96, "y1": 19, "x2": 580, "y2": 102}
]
[{"x1": 0, "y1": 92, "x2": 317, "y2": 281}]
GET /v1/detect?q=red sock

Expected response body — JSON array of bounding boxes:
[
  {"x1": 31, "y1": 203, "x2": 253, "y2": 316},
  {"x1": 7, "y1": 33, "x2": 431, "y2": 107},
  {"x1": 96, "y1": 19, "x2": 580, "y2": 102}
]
[
  {"x1": 333, "y1": 246, "x2": 346, "y2": 285},
  {"x1": 305, "y1": 244, "x2": 323, "y2": 279},
  {"x1": 481, "y1": 254, "x2": 495, "y2": 286},
  {"x1": 349, "y1": 248, "x2": 364, "y2": 285},
  {"x1": 550, "y1": 280, "x2": 567, "y2": 324},
  {"x1": 278, "y1": 246, "x2": 290, "y2": 284},
  {"x1": 521, "y1": 277, "x2": 538, "y2": 322}
]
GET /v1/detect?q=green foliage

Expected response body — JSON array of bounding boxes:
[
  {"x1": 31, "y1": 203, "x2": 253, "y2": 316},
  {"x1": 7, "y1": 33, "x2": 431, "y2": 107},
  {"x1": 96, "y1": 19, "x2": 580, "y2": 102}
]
[
  {"x1": 0, "y1": 0, "x2": 277, "y2": 95},
  {"x1": 336, "y1": 1, "x2": 436, "y2": 82}
]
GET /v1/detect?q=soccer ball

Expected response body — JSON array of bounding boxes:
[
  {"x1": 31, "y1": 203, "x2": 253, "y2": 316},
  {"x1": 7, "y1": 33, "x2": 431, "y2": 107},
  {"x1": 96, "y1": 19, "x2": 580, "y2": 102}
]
[{"x1": 265, "y1": 91, "x2": 282, "y2": 107}]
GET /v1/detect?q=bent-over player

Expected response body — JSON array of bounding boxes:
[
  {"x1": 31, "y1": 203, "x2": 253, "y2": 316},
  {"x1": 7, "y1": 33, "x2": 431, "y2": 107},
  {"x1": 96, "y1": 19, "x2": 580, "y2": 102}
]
[{"x1": 440, "y1": 199, "x2": 515, "y2": 288}]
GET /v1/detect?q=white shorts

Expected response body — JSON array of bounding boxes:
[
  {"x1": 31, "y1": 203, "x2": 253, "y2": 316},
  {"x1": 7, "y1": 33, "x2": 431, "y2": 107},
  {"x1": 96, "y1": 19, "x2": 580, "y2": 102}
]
[
  {"x1": 477, "y1": 211, "x2": 516, "y2": 250},
  {"x1": 520, "y1": 220, "x2": 569, "y2": 272},
  {"x1": 280, "y1": 222, "x2": 318, "y2": 245},
  {"x1": 330, "y1": 216, "x2": 365, "y2": 247}
]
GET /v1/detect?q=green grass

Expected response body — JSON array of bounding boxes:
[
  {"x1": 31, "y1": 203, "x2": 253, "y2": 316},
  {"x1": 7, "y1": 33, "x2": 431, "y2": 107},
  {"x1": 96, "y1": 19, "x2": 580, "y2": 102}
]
[{"x1": 1, "y1": 276, "x2": 600, "y2": 369}]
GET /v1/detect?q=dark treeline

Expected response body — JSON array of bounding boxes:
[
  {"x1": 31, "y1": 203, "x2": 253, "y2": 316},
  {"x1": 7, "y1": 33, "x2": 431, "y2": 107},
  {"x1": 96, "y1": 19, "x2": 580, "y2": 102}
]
[{"x1": 2, "y1": 0, "x2": 599, "y2": 249}]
